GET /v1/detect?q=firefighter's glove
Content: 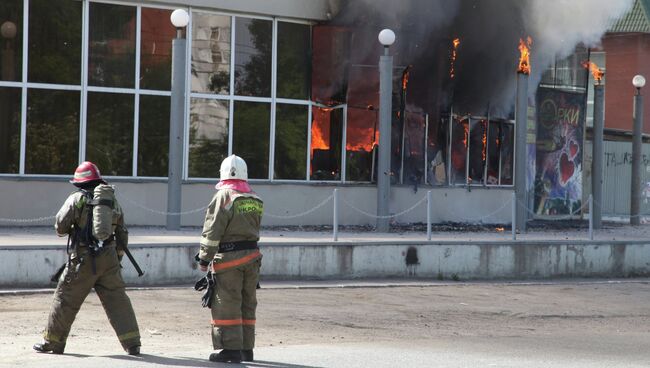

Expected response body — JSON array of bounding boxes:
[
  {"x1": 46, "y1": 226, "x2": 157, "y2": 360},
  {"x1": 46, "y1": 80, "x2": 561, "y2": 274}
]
[
  {"x1": 195, "y1": 252, "x2": 210, "y2": 272},
  {"x1": 117, "y1": 249, "x2": 125, "y2": 262},
  {"x1": 194, "y1": 271, "x2": 215, "y2": 308}
]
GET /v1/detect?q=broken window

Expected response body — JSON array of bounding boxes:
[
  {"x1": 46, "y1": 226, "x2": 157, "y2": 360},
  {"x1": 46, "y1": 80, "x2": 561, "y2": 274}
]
[
  {"x1": 345, "y1": 107, "x2": 377, "y2": 182},
  {"x1": 468, "y1": 118, "x2": 487, "y2": 185},
  {"x1": 401, "y1": 111, "x2": 426, "y2": 186},
  {"x1": 449, "y1": 116, "x2": 468, "y2": 185},
  {"x1": 310, "y1": 106, "x2": 343, "y2": 181},
  {"x1": 499, "y1": 122, "x2": 514, "y2": 185},
  {"x1": 427, "y1": 116, "x2": 447, "y2": 186}
]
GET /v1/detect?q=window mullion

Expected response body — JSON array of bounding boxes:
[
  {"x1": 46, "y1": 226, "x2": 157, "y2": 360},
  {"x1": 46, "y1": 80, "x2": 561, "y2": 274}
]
[{"x1": 269, "y1": 18, "x2": 278, "y2": 180}]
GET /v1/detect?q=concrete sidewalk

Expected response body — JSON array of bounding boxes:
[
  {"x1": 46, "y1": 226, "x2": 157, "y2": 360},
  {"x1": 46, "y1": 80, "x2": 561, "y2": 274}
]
[{"x1": 2, "y1": 223, "x2": 650, "y2": 247}]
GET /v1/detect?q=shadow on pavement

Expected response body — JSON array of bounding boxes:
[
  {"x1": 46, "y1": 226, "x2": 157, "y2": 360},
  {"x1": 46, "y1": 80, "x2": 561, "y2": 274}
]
[
  {"x1": 247, "y1": 360, "x2": 324, "y2": 368},
  {"x1": 105, "y1": 354, "x2": 324, "y2": 368},
  {"x1": 106, "y1": 354, "x2": 214, "y2": 367}
]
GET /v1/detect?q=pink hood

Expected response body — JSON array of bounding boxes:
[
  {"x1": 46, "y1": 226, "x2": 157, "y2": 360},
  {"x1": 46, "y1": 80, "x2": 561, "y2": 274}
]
[{"x1": 215, "y1": 179, "x2": 252, "y2": 193}]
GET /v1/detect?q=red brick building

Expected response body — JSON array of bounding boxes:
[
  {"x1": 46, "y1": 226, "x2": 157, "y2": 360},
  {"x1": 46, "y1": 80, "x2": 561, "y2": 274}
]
[{"x1": 602, "y1": 0, "x2": 650, "y2": 133}]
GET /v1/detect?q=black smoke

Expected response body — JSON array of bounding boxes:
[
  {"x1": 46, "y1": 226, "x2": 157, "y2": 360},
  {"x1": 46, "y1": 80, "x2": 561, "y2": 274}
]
[{"x1": 329, "y1": 0, "x2": 633, "y2": 117}]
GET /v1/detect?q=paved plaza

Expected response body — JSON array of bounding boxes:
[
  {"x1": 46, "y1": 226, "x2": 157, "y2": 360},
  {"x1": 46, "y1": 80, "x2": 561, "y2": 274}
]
[{"x1": 1, "y1": 279, "x2": 649, "y2": 367}]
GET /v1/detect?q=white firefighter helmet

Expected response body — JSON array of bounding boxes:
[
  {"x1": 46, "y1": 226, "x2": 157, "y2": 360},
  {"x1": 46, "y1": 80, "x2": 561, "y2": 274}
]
[{"x1": 219, "y1": 154, "x2": 248, "y2": 180}]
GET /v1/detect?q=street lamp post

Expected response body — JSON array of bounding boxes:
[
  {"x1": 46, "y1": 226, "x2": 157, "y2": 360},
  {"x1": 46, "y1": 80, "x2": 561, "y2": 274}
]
[
  {"x1": 592, "y1": 82, "x2": 605, "y2": 229},
  {"x1": 630, "y1": 74, "x2": 645, "y2": 226},
  {"x1": 166, "y1": 9, "x2": 189, "y2": 230},
  {"x1": 376, "y1": 29, "x2": 395, "y2": 232}
]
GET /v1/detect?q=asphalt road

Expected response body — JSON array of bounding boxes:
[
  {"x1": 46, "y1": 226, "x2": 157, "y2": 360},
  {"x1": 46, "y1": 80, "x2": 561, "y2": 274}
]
[{"x1": 1, "y1": 280, "x2": 649, "y2": 368}]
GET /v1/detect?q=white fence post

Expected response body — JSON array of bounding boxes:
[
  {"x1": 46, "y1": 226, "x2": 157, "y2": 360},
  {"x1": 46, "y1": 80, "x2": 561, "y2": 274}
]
[
  {"x1": 589, "y1": 194, "x2": 593, "y2": 241},
  {"x1": 512, "y1": 192, "x2": 517, "y2": 240},
  {"x1": 427, "y1": 190, "x2": 432, "y2": 241},
  {"x1": 333, "y1": 188, "x2": 339, "y2": 241}
]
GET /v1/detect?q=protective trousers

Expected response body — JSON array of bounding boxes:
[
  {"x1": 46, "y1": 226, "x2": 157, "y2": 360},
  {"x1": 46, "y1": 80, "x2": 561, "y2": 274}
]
[
  {"x1": 211, "y1": 258, "x2": 261, "y2": 350},
  {"x1": 43, "y1": 246, "x2": 140, "y2": 351}
]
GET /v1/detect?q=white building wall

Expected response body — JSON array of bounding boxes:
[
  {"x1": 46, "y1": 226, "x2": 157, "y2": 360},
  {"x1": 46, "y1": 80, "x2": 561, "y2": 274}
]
[
  {"x1": 0, "y1": 179, "x2": 513, "y2": 226},
  {"x1": 125, "y1": 0, "x2": 335, "y2": 20}
]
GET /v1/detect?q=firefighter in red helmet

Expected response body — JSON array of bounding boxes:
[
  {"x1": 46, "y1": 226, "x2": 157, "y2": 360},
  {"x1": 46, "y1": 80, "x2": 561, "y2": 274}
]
[{"x1": 33, "y1": 161, "x2": 141, "y2": 355}]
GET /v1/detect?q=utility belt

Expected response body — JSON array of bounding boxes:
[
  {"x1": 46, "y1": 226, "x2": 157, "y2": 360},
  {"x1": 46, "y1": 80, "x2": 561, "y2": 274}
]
[{"x1": 218, "y1": 240, "x2": 258, "y2": 253}]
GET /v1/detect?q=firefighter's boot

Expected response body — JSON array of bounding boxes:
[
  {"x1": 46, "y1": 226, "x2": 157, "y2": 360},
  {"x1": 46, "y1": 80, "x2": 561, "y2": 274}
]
[
  {"x1": 33, "y1": 342, "x2": 65, "y2": 354},
  {"x1": 127, "y1": 345, "x2": 140, "y2": 355},
  {"x1": 241, "y1": 349, "x2": 254, "y2": 361},
  {"x1": 209, "y1": 349, "x2": 242, "y2": 363}
]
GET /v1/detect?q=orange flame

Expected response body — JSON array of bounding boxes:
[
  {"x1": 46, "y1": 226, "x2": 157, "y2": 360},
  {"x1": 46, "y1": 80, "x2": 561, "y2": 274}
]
[
  {"x1": 450, "y1": 38, "x2": 460, "y2": 79},
  {"x1": 496, "y1": 227, "x2": 505, "y2": 232},
  {"x1": 346, "y1": 128, "x2": 378, "y2": 152},
  {"x1": 581, "y1": 60, "x2": 604, "y2": 83},
  {"x1": 517, "y1": 37, "x2": 532, "y2": 75},
  {"x1": 402, "y1": 65, "x2": 412, "y2": 91},
  {"x1": 481, "y1": 121, "x2": 487, "y2": 161},
  {"x1": 311, "y1": 114, "x2": 329, "y2": 160},
  {"x1": 462, "y1": 119, "x2": 469, "y2": 148}
]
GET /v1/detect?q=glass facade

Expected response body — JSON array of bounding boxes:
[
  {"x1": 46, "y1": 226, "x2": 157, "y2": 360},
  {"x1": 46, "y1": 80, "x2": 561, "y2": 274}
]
[
  {"x1": 28, "y1": 0, "x2": 81, "y2": 85},
  {"x1": 25, "y1": 89, "x2": 79, "y2": 174},
  {"x1": 232, "y1": 101, "x2": 270, "y2": 179},
  {"x1": 0, "y1": 1, "x2": 514, "y2": 188},
  {"x1": 0, "y1": 0, "x2": 22, "y2": 82},
  {"x1": 274, "y1": 104, "x2": 308, "y2": 180},
  {"x1": 0, "y1": 87, "x2": 21, "y2": 173},
  {"x1": 88, "y1": 3, "x2": 136, "y2": 88}
]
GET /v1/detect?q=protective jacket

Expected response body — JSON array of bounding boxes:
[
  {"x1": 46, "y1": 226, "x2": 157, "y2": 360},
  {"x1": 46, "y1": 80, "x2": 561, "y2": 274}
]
[{"x1": 198, "y1": 188, "x2": 263, "y2": 270}]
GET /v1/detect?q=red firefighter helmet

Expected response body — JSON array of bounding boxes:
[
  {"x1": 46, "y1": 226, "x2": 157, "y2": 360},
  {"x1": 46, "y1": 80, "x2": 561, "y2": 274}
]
[{"x1": 70, "y1": 161, "x2": 103, "y2": 184}]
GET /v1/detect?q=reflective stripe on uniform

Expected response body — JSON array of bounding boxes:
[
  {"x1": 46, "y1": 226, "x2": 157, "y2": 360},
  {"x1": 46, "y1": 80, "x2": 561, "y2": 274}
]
[
  {"x1": 211, "y1": 250, "x2": 261, "y2": 272},
  {"x1": 43, "y1": 332, "x2": 62, "y2": 343},
  {"x1": 242, "y1": 319, "x2": 256, "y2": 325},
  {"x1": 117, "y1": 330, "x2": 140, "y2": 342},
  {"x1": 212, "y1": 319, "x2": 243, "y2": 326}
]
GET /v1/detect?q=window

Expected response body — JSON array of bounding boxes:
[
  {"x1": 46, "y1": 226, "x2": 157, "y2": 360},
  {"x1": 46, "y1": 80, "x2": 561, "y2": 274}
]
[
  {"x1": 191, "y1": 12, "x2": 231, "y2": 94},
  {"x1": 0, "y1": 0, "x2": 23, "y2": 82},
  {"x1": 499, "y1": 122, "x2": 514, "y2": 185},
  {"x1": 138, "y1": 95, "x2": 170, "y2": 177},
  {"x1": 234, "y1": 17, "x2": 271, "y2": 97},
  {"x1": 188, "y1": 98, "x2": 229, "y2": 178},
  {"x1": 28, "y1": 0, "x2": 81, "y2": 85},
  {"x1": 0, "y1": 87, "x2": 21, "y2": 173},
  {"x1": 450, "y1": 117, "x2": 468, "y2": 185},
  {"x1": 88, "y1": 3, "x2": 136, "y2": 88},
  {"x1": 468, "y1": 118, "x2": 487, "y2": 185},
  {"x1": 232, "y1": 101, "x2": 270, "y2": 179},
  {"x1": 277, "y1": 22, "x2": 310, "y2": 100},
  {"x1": 86, "y1": 92, "x2": 134, "y2": 176},
  {"x1": 402, "y1": 112, "x2": 426, "y2": 185},
  {"x1": 345, "y1": 107, "x2": 377, "y2": 182},
  {"x1": 427, "y1": 116, "x2": 447, "y2": 186},
  {"x1": 311, "y1": 106, "x2": 342, "y2": 181},
  {"x1": 274, "y1": 104, "x2": 308, "y2": 180},
  {"x1": 140, "y1": 8, "x2": 174, "y2": 91},
  {"x1": 25, "y1": 89, "x2": 79, "y2": 174}
]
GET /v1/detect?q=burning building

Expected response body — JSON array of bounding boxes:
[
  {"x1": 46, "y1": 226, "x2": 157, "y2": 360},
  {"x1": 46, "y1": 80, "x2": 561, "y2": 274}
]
[{"x1": 0, "y1": 0, "x2": 642, "y2": 226}]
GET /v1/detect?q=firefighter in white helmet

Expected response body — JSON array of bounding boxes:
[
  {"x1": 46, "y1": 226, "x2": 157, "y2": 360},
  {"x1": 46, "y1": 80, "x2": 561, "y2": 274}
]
[{"x1": 196, "y1": 154, "x2": 263, "y2": 363}]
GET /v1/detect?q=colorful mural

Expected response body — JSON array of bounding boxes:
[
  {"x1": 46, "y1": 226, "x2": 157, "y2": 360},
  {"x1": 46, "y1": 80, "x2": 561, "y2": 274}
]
[{"x1": 534, "y1": 87, "x2": 586, "y2": 215}]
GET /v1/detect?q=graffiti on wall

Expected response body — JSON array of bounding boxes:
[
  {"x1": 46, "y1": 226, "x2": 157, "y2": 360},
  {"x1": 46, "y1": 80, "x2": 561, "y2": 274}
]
[{"x1": 534, "y1": 88, "x2": 585, "y2": 215}]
